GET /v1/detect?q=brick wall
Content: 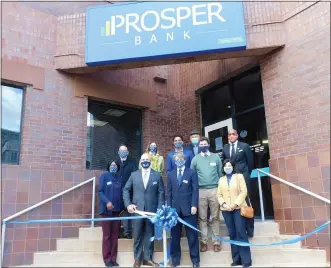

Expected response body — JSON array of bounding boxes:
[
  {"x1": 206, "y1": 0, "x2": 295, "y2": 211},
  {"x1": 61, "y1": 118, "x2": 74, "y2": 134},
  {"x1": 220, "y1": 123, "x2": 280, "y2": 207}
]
[
  {"x1": 1, "y1": 1, "x2": 330, "y2": 266},
  {"x1": 260, "y1": 1, "x2": 330, "y2": 260}
]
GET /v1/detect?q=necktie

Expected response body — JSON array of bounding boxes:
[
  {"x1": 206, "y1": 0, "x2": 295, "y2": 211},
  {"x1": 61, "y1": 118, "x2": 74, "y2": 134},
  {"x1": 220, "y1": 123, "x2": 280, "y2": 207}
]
[
  {"x1": 143, "y1": 171, "x2": 149, "y2": 189},
  {"x1": 178, "y1": 168, "x2": 183, "y2": 185},
  {"x1": 231, "y1": 144, "x2": 236, "y2": 161}
]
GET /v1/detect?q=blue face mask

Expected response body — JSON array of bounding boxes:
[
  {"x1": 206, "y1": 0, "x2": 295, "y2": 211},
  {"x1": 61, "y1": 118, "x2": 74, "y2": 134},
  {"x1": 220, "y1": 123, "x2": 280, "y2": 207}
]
[
  {"x1": 191, "y1": 138, "x2": 199, "y2": 146},
  {"x1": 150, "y1": 145, "x2": 157, "y2": 153},
  {"x1": 174, "y1": 141, "x2": 183, "y2": 149},
  {"x1": 141, "y1": 160, "x2": 151, "y2": 169},
  {"x1": 199, "y1": 145, "x2": 210, "y2": 153},
  {"x1": 119, "y1": 151, "x2": 129, "y2": 159},
  {"x1": 109, "y1": 166, "x2": 118, "y2": 174},
  {"x1": 175, "y1": 159, "x2": 185, "y2": 168}
]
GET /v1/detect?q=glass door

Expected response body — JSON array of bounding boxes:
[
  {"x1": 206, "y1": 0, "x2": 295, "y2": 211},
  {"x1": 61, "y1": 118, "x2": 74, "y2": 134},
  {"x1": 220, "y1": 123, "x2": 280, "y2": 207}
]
[{"x1": 204, "y1": 118, "x2": 233, "y2": 159}]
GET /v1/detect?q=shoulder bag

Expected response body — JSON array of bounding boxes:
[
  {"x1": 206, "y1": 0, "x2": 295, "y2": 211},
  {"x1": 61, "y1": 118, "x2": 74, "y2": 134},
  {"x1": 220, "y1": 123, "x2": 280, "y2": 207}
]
[{"x1": 236, "y1": 174, "x2": 254, "y2": 219}]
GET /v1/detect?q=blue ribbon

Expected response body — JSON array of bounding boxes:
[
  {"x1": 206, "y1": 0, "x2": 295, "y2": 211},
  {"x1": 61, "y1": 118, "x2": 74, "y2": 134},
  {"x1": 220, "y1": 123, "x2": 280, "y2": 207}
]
[{"x1": 4, "y1": 206, "x2": 330, "y2": 248}]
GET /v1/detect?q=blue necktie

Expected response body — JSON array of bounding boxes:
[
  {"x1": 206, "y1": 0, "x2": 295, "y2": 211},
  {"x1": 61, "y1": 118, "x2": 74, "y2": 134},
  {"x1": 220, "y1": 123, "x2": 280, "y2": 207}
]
[{"x1": 178, "y1": 168, "x2": 183, "y2": 185}]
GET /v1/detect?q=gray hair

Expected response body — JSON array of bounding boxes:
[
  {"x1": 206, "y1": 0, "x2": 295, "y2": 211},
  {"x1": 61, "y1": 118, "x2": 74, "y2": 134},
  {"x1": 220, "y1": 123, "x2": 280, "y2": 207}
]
[{"x1": 173, "y1": 152, "x2": 185, "y2": 161}]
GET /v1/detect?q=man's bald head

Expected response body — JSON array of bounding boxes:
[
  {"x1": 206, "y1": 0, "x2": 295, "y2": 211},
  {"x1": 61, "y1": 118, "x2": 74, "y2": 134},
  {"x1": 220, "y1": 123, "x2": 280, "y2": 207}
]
[
  {"x1": 228, "y1": 129, "x2": 239, "y2": 143},
  {"x1": 140, "y1": 153, "x2": 151, "y2": 162}
]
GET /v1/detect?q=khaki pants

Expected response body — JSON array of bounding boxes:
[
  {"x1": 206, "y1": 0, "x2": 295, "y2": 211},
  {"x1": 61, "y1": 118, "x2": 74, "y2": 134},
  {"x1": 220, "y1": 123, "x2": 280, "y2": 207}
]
[{"x1": 198, "y1": 188, "x2": 220, "y2": 245}]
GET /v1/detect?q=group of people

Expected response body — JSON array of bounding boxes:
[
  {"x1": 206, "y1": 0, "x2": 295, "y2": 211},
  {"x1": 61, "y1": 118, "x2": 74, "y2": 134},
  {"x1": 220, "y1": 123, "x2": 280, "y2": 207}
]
[{"x1": 98, "y1": 129, "x2": 254, "y2": 268}]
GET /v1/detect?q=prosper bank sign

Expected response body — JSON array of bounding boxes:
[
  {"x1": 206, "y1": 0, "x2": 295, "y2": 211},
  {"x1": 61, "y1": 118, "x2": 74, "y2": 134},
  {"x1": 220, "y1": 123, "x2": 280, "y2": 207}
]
[{"x1": 85, "y1": 2, "x2": 246, "y2": 66}]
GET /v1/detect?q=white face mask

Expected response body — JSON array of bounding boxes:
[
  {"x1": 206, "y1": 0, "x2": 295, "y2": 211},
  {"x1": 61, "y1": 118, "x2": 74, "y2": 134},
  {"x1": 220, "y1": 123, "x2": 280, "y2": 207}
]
[{"x1": 224, "y1": 166, "x2": 233, "y2": 175}]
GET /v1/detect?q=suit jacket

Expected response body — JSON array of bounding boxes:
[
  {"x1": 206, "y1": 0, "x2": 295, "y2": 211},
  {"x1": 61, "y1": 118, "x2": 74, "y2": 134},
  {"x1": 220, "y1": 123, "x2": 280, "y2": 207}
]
[
  {"x1": 167, "y1": 168, "x2": 199, "y2": 217},
  {"x1": 217, "y1": 173, "x2": 247, "y2": 211},
  {"x1": 166, "y1": 149, "x2": 194, "y2": 176},
  {"x1": 115, "y1": 158, "x2": 136, "y2": 187},
  {"x1": 123, "y1": 169, "x2": 165, "y2": 213},
  {"x1": 184, "y1": 144, "x2": 200, "y2": 156},
  {"x1": 223, "y1": 141, "x2": 254, "y2": 179}
]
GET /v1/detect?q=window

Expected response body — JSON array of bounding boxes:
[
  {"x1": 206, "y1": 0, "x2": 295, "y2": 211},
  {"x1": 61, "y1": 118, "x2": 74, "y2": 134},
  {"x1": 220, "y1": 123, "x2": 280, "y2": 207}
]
[
  {"x1": 1, "y1": 84, "x2": 24, "y2": 165},
  {"x1": 201, "y1": 84, "x2": 232, "y2": 126},
  {"x1": 86, "y1": 100, "x2": 142, "y2": 170},
  {"x1": 232, "y1": 69, "x2": 264, "y2": 113}
]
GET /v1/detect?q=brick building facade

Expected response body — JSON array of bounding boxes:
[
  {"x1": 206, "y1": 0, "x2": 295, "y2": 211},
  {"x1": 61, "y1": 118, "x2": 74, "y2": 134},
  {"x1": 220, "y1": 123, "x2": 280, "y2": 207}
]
[{"x1": 1, "y1": 1, "x2": 330, "y2": 266}]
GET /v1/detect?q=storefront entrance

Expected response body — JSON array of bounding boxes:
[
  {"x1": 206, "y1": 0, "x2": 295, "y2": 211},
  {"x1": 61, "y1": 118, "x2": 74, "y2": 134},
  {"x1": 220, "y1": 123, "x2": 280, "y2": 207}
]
[{"x1": 200, "y1": 66, "x2": 274, "y2": 219}]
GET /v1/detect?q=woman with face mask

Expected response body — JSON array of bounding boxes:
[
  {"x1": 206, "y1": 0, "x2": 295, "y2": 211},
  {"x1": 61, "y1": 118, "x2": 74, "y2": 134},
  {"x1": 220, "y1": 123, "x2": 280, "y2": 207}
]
[
  {"x1": 98, "y1": 161, "x2": 122, "y2": 267},
  {"x1": 217, "y1": 159, "x2": 252, "y2": 267},
  {"x1": 139, "y1": 142, "x2": 164, "y2": 173}
]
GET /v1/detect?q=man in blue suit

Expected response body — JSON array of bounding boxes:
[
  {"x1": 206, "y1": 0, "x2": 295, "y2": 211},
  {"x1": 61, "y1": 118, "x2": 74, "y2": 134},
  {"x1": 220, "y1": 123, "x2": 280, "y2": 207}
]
[
  {"x1": 167, "y1": 152, "x2": 200, "y2": 267},
  {"x1": 166, "y1": 135, "x2": 194, "y2": 176},
  {"x1": 123, "y1": 153, "x2": 165, "y2": 267}
]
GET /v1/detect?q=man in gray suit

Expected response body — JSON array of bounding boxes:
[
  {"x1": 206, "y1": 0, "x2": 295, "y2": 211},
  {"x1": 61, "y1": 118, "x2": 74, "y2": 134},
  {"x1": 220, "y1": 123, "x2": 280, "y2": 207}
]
[{"x1": 123, "y1": 153, "x2": 165, "y2": 267}]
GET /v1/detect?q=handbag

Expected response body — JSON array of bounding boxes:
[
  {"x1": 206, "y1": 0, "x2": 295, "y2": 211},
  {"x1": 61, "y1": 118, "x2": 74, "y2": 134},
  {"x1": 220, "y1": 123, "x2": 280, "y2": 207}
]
[{"x1": 236, "y1": 174, "x2": 254, "y2": 219}]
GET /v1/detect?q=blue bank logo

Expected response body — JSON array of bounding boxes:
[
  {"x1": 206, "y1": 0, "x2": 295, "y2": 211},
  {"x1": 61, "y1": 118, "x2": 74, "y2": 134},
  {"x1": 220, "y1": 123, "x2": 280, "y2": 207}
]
[{"x1": 86, "y1": 2, "x2": 247, "y2": 65}]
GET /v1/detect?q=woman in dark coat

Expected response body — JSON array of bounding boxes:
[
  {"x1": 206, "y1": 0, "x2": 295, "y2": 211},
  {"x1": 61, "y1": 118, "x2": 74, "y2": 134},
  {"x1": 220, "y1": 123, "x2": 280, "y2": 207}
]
[{"x1": 98, "y1": 160, "x2": 123, "y2": 267}]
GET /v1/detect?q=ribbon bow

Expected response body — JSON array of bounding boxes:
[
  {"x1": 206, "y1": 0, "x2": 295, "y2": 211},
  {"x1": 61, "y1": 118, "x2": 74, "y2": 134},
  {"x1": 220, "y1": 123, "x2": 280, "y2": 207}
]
[{"x1": 149, "y1": 205, "x2": 178, "y2": 241}]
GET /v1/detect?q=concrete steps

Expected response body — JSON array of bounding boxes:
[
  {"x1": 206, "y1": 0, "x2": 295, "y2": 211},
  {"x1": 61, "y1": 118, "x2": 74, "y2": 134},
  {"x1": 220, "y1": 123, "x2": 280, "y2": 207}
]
[
  {"x1": 56, "y1": 235, "x2": 302, "y2": 252},
  {"x1": 29, "y1": 250, "x2": 327, "y2": 266},
  {"x1": 14, "y1": 221, "x2": 328, "y2": 267}
]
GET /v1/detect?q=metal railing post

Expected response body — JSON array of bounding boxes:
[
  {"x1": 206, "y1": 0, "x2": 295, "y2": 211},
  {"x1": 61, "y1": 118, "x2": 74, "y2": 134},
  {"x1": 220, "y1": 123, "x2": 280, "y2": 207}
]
[
  {"x1": 1, "y1": 221, "x2": 6, "y2": 267},
  {"x1": 91, "y1": 177, "x2": 96, "y2": 228},
  {"x1": 257, "y1": 171, "x2": 265, "y2": 222}
]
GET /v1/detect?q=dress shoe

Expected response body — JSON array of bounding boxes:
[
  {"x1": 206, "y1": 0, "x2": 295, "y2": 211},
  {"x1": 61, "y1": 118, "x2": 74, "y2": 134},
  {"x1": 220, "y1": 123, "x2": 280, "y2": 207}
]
[
  {"x1": 143, "y1": 260, "x2": 159, "y2": 266},
  {"x1": 105, "y1": 261, "x2": 113, "y2": 267},
  {"x1": 133, "y1": 260, "x2": 141, "y2": 267},
  {"x1": 193, "y1": 263, "x2": 200, "y2": 267},
  {"x1": 213, "y1": 244, "x2": 221, "y2": 252},
  {"x1": 123, "y1": 233, "x2": 132, "y2": 239},
  {"x1": 200, "y1": 242, "x2": 208, "y2": 252},
  {"x1": 111, "y1": 261, "x2": 119, "y2": 267},
  {"x1": 231, "y1": 262, "x2": 242, "y2": 266}
]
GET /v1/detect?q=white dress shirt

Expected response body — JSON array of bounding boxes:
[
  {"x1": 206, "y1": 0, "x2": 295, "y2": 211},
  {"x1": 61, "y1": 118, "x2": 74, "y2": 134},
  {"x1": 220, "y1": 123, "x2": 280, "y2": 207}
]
[
  {"x1": 142, "y1": 168, "x2": 151, "y2": 189},
  {"x1": 230, "y1": 140, "x2": 238, "y2": 157}
]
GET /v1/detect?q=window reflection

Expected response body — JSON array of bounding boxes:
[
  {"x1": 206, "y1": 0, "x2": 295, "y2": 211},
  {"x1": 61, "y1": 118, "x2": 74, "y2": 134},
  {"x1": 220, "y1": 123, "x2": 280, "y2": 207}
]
[{"x1": 1, "y1": 84, "x2": 24, "y2": 165}]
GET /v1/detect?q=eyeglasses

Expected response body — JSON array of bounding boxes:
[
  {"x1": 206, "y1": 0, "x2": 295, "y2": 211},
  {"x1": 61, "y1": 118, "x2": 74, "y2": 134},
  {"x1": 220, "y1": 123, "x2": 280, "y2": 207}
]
[{"x1": 228, "y1": 133, "x2": 237, "y2": 136}]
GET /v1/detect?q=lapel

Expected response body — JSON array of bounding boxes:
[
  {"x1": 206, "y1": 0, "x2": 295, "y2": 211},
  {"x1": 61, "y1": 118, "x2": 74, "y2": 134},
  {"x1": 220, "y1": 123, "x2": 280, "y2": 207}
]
[
  {"x1": 234, "y1": 142, "x2": 241, "y2": 161},
  {"x1": 224, "y1": 174, "x2": 236, "y2": 189},
  {"x1": 178, "y1": 168, "x2": 188, "y2": 188},
  {"x1": 138, "y1": 169, "x2": 145, "y2": 191},
  {"x1": 121, "y1": 159, "x2": 128, "y2": 168},
  {"x1": 145, "y1": 169, "x2": 154, "y2": 191}
]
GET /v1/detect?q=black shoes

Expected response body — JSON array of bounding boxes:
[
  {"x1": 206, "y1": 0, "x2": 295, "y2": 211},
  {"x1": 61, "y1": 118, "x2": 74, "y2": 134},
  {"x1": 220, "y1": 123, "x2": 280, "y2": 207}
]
[
  {"x1": 112, "y1": 261, "x2": 120, "y2": 267},
  {"x1": 105, "y1": 261, "x2": 119, "y2": 267},
  {"x1": 231, "y1": 262, "x2": 242, "y2": 266},
  {"x1": 119, "y1": 232, "x2": 132, "y2": 239}
]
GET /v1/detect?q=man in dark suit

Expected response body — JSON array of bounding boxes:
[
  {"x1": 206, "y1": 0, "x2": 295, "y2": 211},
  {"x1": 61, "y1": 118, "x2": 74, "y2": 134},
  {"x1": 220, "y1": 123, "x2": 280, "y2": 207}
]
[
  {"x1": 115, "y1": 145, "x2": 136, "y2": 239},
  {"x1": 166, "y1": 135, "x2": 194, "y2": 176},
  {"x1": 223, "y1": 129, "x2": 254, "y2": 237},
  {"x1": 123, "y1": 153, "x2": 165, "y2": 267},
  {"x1": 185, "y1": 129, "x2": 201, "y2": 157},
  {"x1": 167, "y1": 152, "x2": 200, "y2": 267}
]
